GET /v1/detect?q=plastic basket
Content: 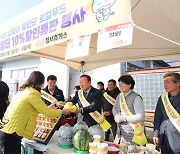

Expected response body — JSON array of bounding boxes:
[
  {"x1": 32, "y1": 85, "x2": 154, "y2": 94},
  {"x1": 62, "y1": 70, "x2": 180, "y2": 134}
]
[
  {"x1": 73, "y1": 147, "x2": 89, "y2": 154},
  {"x1": 59, "y1": 144, "x2": 73, "y2": 149},
  {"x1": 23, "y1": 143, "x2": 43, "y2": 154}
]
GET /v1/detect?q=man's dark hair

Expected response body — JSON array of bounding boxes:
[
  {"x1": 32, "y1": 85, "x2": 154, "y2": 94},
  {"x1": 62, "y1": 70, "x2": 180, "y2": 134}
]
[
  {"x1": 108, "y1": 79, "x2": 116, "y2": 85},
  {"x1": 118, "y1": 75, "x2": 135, "y2": 89},
  {"x1": 97, "y1": 81, "x2": 104, "y2": 87},
  {"x1": 74, "y1": 85, "x2": 80, "y2": 90},
  {"x1": 47, "y1": 75, "x2": 57, "y2": 81},
  {"x1": 80, "y1": 74, "x2": 91, "y2": 82},
  {"x1": 163, "y1": 72, "x2": 180, "y2": 83}
]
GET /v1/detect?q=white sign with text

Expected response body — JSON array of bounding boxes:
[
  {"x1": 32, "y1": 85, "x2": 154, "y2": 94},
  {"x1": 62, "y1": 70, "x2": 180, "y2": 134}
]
[
  {"x1": 65, "y1": 34, "x2": 91, "y2": 60},
  {"x1": 97, "y1": 21, "x2": 133, "y2": 53}
]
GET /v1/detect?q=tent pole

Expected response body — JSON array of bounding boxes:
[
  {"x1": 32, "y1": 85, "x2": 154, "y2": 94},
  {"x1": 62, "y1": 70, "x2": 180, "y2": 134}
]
[{"x1": 80, "y1": 61, "x2": 85, "y2": 74}]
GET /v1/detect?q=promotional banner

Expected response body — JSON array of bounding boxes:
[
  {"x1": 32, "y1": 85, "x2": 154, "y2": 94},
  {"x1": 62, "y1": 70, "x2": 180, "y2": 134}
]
[
  {"x1": 65, "y1": 34, "x2": 91, "y2": 60},
  {"x1": 97, "y1": 21, "x2": 133, "y2": 52},
  {"x1": 0, "y1": 0, "x2": 131, "y2": 60}
]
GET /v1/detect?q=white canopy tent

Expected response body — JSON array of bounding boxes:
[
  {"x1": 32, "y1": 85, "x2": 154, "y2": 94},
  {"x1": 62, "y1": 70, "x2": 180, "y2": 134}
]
[{"x1": 0, "y1": 0, "x2": 180, "y2": 71}]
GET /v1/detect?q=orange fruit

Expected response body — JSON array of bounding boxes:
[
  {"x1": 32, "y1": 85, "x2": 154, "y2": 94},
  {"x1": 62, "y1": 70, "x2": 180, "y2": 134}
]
[
  {"x1": 66, "y1": 102, "x2": 73, "y2": 106},
  {"x1": 71, "y1": 105, "x2": 77, "y2": 112},
  {"x1": 64, "y1": 104, "x2": 72, "y2": 110}
]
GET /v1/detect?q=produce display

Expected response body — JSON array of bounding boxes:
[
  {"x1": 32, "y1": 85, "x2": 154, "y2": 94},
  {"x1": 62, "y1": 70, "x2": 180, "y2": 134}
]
[
  {"x1": 32, "y1": 101, "x2": 159, "y2": 153},
  {"x1": 57, "y1": 122, "x2": 160, "y2": 154},
  {"x1": 88, "y1": 124, "x2": 105, "y2": 142},
  {"x1": 63, "y1": 102, "x2": 77, "y2": 112},
  {"x1": 33, "y1": 101, "x2": 77, "y2": 144},
  {"x1": 33, "y1": 114, "x2": 61, "y2": 144},
  {"x1": 73, "y1": 121, "x2": 88, "y2": 133},
  {"x1": 73, "y1": 128, "x2": 92, "y2": 151},
  {"x1": 119, "y1": 144, "x2": 160, "y2": 154},
  {"x1": 58, "y1": 123, "x2": 74, "y2": 147}
]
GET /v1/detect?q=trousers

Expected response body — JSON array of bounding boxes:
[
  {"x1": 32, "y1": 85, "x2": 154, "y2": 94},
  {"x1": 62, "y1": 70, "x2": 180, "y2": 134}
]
[
  {"x1": 161, "y1": 133, "x2": 180, "y2": 154},
  {"x1": 0, "y1": 131, "x2": 21, "y2": 154}
]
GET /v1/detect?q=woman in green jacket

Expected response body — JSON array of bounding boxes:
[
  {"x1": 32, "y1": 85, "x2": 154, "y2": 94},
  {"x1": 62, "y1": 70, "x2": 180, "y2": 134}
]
[{"x1": 0, "y1": 71, "x2": 70, "y2": 154}]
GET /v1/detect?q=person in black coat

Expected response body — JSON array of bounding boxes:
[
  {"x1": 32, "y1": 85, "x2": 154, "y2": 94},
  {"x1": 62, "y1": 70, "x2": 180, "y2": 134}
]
[
  {"x1": 102, "y1": 79, "x2": 120, "y2": 141},
  {"x1": 153, "y1": 72, "x2": 180, "y2": 154},
  {"x1": 42, "y1": 75, "x2": 65, "y2": 106},
  {"x1": 0, "y1": 81, "x2": 10, "y2": 129},
  {"x1": 71, "y1": 74, "x2": 103, "y2": 127}
]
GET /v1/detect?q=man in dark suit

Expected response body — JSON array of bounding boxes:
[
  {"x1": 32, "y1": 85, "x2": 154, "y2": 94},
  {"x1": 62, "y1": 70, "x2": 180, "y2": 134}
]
[
  {"x1": 153, "y1": 72, "x2": 180, "y2": 154},
  {"x1": 42, "y1": 75, "x2": 65, "y2": 106},
  {"x1": 71, "y1": 74, "x2": 103, "y2": 127}
]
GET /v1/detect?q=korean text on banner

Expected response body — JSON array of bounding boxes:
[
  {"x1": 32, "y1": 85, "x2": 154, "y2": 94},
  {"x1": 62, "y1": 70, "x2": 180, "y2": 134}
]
[{"x1": 0, "y1": 0, "x2": 131, "y2": 60}]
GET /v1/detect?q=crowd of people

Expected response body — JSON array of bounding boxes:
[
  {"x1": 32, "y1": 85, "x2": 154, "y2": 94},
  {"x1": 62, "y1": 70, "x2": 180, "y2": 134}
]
[{"x1": 0, "y1": 71, "x2": 179, "y2": 154}]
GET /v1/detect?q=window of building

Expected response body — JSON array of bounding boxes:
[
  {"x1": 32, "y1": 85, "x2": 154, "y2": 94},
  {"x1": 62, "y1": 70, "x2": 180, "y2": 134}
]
[{"x1": 11, "y1": 67, "x2": 38, "y2": 79}]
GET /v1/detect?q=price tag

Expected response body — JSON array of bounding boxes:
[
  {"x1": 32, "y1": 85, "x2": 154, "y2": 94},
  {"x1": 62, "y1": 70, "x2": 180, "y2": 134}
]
[
  {"x1": 65, "y1": 34, "x2": 91, "y2": 60},
  {"x1": 97, "y1": 21, "x2": 133, "y2": 53}
]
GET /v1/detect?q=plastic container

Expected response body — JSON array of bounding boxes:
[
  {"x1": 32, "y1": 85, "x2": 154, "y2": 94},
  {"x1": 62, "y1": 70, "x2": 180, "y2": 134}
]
[
  {"x1": 73, "y1": 148, "x2": 89, "y2": 154},
  {"x1": 23, "y1": 143, "x2": 43, "y2": 154},
  {"x1": 89, "y1": 149, "x2": 97, "y2": 154},
  {"x1": 97, "y1": 144, "x2": 106, "y2": 153},
  {"x1": 59, "y1": 144, "x2": 73, "y2": 149},
  {"x1": 107, "y1": 143, "x2": 120, "y2": 154},
  {"x1": 89, "y1": 142, "x2": 97, "y2": 151},
  {"x1": 100, "y1": 143, "x2": 108, "y2": 153},
  {"x1": 93, "y1": 135, "x2": 101, "y2": 144}
]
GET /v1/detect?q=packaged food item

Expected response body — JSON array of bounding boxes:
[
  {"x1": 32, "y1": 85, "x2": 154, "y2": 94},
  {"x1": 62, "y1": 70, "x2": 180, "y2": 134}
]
[
  {"x1": 100, "y1": 143, "x2": 108, "y2": 153},
  {"x1": 58, "y1": 124, "x2": 74, "y2": 148},
  {"x1": 93, "y1": 135, "x2": 101, "y2": 144},
  {"x1": 97, "y1": 144, "x2": 106, "y2": 153},
  {"x1": 89, "y1": 142, "x2": 97, "y2": 151},
  {"x1": 146, "y1": 143, "x2": 156, "y2": 150},
  {"x1": 41, "y1": 133, "x2": 47, "y2": 139},
  {"x1": 89, "y1": 149, "x2": 97, "y2": 154},
  {"x1": 107, "y1": 143, "x2": 120, "y2": 154},
  {"x1": 33, "y1": 114, "x2": 61, "y2": 144}
]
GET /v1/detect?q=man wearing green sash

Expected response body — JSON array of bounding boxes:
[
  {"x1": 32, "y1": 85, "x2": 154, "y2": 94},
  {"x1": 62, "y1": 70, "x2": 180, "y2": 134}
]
[{"x1": 153, "y1": 72, "x2": 180, "y2": 154}]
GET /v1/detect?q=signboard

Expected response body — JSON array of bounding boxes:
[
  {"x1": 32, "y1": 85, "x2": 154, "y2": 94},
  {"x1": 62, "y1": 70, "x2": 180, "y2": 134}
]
[
  {"x1": 0, "y1": 0, "x2": 131, "y2": 60},
  {"x1": 65, "y1": 34, "x2": 91, "y2": 60},
  {"x1": 97, "y1": 21, "x2": 133, "y2": 52}
]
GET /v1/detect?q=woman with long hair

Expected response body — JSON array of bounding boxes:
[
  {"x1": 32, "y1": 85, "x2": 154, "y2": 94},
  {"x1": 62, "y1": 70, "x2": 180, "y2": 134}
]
[
  {"x1": 0, "y1": 81, "x2": 10, "y2": 128},
  {"x1": 0, "y1": 71, "x2": 70, "y2": 154}
]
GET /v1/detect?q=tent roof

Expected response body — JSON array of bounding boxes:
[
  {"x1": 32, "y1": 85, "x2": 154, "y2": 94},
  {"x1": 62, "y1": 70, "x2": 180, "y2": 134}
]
[{"x1": 1, "y1": 0, "x2": 180, "y2": 71}]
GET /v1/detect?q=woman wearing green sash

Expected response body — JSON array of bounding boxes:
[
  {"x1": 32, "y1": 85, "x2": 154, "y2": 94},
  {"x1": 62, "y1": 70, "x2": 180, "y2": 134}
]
[{"x1": 112, "y1": 75, "x2": 146, "y2": 145}]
